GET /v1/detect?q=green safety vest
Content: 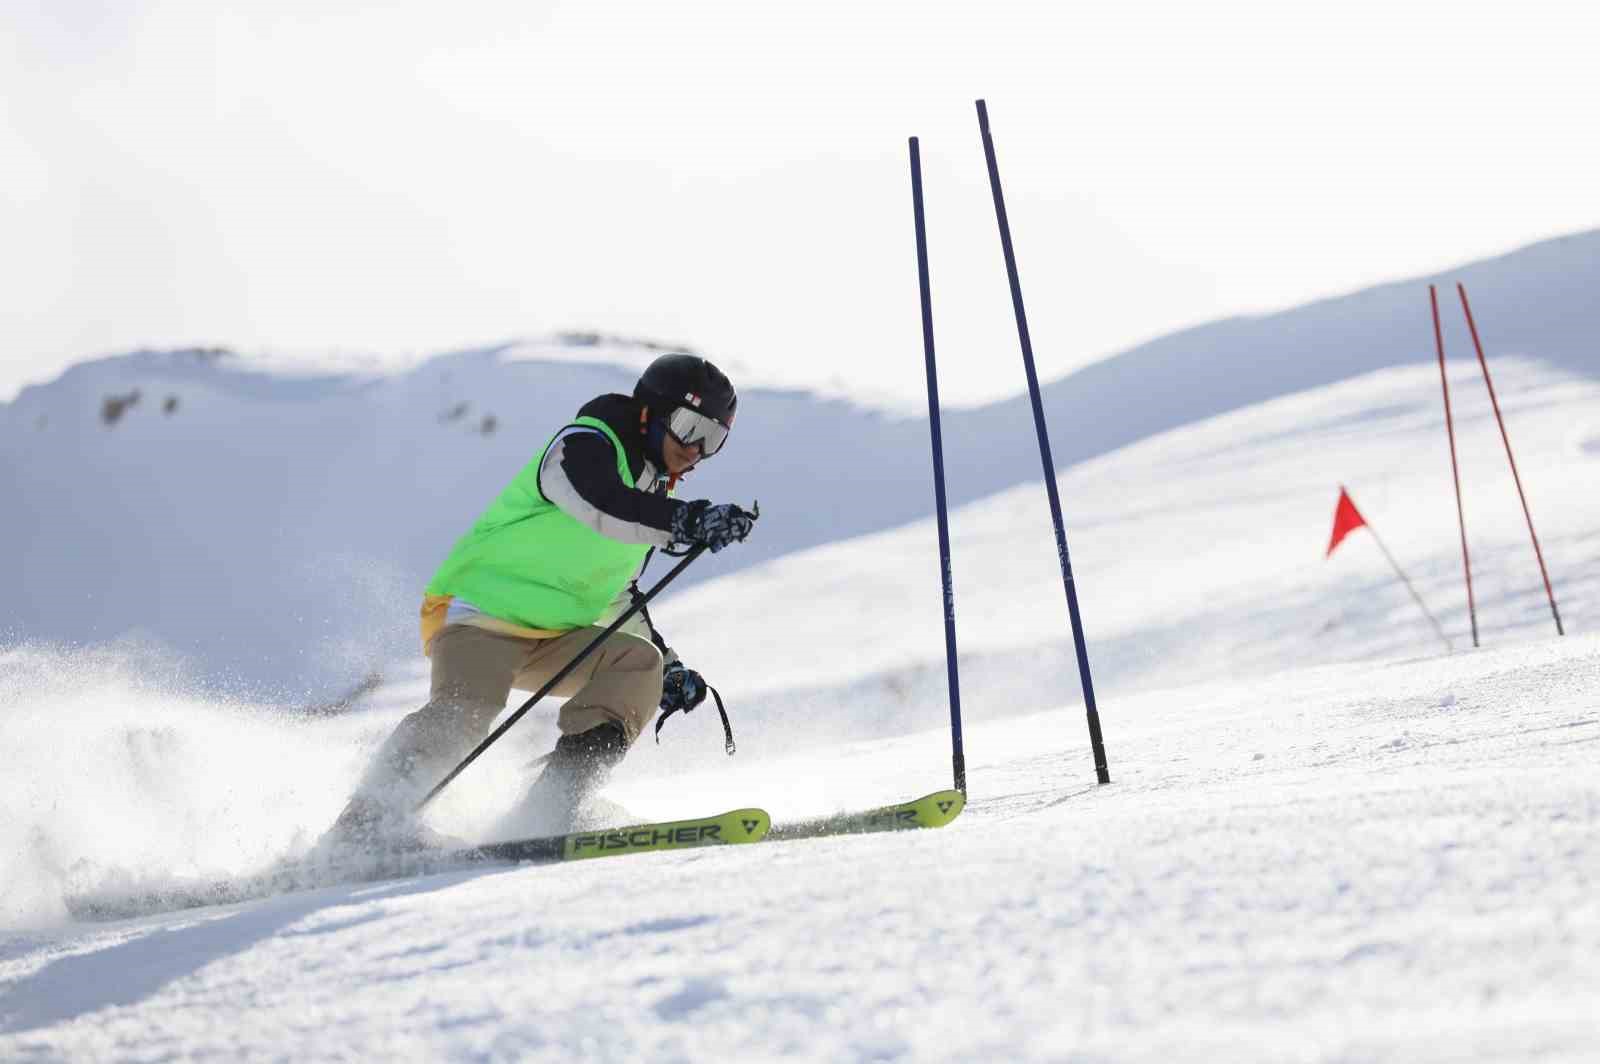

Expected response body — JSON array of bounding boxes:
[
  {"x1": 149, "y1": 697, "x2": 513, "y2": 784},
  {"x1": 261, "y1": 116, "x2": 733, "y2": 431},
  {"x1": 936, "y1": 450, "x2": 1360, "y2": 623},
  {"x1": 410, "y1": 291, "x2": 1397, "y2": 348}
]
[{"x1": 425, "y1": 416, "x2": 655, "y2": 631}]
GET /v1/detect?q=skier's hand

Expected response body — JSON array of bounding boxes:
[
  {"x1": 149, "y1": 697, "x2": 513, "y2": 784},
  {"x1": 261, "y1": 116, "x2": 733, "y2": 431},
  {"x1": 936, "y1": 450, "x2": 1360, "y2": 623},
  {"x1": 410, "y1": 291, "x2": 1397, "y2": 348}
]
[
  {"x1": 671, "y1": 500, "x2": 757, "y2": 553},
  {"x1": 660, "y1": 661, "x2": 708, "y2": 714}
]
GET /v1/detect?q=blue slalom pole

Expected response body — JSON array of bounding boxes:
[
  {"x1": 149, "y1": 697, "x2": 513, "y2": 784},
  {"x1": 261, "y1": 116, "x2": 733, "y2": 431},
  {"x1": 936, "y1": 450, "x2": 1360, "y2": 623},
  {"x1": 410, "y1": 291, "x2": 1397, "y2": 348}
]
[
  {"x1": 909, "y1": 136, "x2": 966, "y2": 796},
  {"x1": 975, "y1": 99, "x2": 1110, "y2": 785}
]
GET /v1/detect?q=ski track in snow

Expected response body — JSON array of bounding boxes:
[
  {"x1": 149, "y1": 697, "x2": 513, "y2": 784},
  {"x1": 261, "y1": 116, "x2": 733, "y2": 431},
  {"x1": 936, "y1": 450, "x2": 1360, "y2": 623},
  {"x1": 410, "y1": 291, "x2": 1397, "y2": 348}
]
[
  {"x1": 1, "y1": 359, "x2": 1598, "y2": 1060},
  {"x1": 1, "y1": 640, "x2": 1596, "y2": 1061}
]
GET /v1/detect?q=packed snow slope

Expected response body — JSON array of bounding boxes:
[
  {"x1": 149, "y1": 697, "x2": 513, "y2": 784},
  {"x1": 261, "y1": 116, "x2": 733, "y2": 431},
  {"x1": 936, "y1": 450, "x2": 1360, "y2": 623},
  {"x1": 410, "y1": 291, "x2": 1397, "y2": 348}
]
[
  {"x1": 2, "y1": 230, "x2": 1597, "y2": 699},
  {"x1": 1, "y1": 353, "x2": 1596, "y2": 1060}
]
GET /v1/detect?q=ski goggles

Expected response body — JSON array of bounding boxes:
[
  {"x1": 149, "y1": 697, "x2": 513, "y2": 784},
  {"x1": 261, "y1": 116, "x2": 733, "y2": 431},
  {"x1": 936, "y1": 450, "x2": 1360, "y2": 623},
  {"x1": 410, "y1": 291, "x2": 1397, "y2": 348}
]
[{"x1": 665, "y1": 405, "x2": 732, "y2": 458}]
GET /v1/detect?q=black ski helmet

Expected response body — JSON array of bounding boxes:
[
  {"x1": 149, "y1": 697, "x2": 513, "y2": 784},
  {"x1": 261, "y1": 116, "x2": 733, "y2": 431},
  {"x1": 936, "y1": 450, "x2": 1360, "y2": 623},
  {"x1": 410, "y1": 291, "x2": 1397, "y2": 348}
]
[{"x1": 634, "y1": 353, "x2": 738, "y2": 426}]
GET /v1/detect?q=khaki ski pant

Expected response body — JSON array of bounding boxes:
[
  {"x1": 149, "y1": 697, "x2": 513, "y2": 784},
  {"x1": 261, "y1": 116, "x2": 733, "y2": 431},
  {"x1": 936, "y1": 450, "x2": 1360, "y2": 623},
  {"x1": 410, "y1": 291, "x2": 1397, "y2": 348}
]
[{"x1": 355, "y1": 622, "x2": 664, "y2": 808}]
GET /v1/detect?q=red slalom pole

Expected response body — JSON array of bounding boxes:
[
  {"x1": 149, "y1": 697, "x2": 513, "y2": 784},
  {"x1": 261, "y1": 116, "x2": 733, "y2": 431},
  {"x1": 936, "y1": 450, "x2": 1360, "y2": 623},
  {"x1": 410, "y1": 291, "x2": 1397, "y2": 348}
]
[
  {"x1": 1431, "y1": 285, "x2": 1479, "y2": 648},
  {"x1": 1456, "y1": 284, "x2": 1565, "y2": 636}
]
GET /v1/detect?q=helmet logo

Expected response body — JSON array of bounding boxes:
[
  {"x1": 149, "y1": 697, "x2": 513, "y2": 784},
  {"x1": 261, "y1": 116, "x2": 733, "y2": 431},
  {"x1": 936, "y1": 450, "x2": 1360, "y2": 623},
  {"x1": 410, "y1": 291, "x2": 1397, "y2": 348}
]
[{"x1": 684, "y1": 392, "x2": 702, "y2": 407}]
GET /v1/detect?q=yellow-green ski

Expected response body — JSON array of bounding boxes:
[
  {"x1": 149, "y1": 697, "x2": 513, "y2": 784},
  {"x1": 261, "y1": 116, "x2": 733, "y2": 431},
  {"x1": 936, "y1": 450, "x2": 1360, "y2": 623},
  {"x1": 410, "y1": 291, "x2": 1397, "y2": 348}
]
[
  {"x1": 69, "y1": 808, "x2": 774, "y2": 921},
  {"x1": 768, "y1": 788, "x2": 966, "y2": 841},
  {"x1": 556, "y1": 807, "x2": 771, "y2": 860}
]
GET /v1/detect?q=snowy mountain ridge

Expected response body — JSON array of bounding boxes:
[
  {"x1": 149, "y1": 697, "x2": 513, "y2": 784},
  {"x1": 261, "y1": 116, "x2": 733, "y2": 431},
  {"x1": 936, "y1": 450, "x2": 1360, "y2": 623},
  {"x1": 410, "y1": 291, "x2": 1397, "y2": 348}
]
[{"x1": 4, "y1": 229, "x2": 1596, "y2": 701}]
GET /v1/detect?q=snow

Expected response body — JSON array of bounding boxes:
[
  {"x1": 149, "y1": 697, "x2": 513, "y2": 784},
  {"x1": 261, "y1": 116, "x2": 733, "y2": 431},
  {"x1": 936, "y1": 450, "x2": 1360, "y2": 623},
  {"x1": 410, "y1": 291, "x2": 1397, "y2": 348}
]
[
  {"x1": 1, "y1": 643, "x2": 1596, "y2": 1060},
  {"x1": 2, "y1": 324, "x2": 1597, "y2": 1058}
]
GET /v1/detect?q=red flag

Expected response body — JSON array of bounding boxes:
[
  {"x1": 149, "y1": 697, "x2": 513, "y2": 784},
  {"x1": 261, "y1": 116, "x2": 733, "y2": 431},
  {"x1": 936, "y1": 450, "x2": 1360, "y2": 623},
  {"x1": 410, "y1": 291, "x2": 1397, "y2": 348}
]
[{"x1": 1325, "y1": 486, "x2": 1368, "y2": 557}]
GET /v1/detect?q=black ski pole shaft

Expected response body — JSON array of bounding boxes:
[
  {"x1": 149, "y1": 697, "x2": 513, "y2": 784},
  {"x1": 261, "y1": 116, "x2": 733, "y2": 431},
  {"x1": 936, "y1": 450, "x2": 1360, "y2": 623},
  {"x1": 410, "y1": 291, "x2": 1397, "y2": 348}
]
[
  {"x1": 414, "y1": 544, "x2": 709, "y2": 812},
  {"x1": 975, "y1": 99, "x2": 1110, "y2": 785},
  {"x1": 909, "y1": 136, "x2": 967, "y2": 797}
]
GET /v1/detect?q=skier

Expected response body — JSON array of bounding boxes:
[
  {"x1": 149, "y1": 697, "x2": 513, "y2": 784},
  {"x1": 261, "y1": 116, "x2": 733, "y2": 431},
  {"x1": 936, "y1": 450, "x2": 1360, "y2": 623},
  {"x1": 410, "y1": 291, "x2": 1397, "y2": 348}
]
[{"x1": 325, "y1": 353, "x2": 755, "y2": 848}]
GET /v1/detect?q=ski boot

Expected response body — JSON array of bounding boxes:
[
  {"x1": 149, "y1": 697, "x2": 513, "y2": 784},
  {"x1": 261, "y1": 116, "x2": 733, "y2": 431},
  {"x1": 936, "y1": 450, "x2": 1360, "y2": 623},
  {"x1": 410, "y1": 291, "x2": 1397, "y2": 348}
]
[
  {"x1": 318, "y1": 793, "x2": 462, "y2": 855},
  {"x1": 498, "y1": 721, "x2": 629, "y2": 838}
]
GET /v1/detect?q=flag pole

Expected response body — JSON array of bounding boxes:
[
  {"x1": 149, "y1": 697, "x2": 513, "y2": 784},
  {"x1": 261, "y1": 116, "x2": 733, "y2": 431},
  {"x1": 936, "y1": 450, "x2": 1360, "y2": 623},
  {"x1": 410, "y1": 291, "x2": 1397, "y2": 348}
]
[
  {"x1": 1456, "y1": 284, "x2": 1564, "y2": 636},
  {"x1": 1328, "y1": 485, "x2": 1451, "y2": 652},
  {"x1": 1363, "y1": 520, "x2": 1453, "y2": 652},
  {"x1": 1430, "y1": 285, "x2": 1479, "y2": 647}
]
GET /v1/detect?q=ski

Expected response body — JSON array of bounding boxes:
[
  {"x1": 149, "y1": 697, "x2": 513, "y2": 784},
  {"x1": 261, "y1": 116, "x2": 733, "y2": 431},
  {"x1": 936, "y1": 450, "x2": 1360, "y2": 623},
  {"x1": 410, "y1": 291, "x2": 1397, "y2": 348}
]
[
  {"x1": 64, "y1": 791, "x2": 963, "y2": 921},
  {"x1": 767, "y1": 788, "x2": 965, "y2": 842},
  {"x1": 66, "y1": 806, "x2": 772, "y2": 922},
  {"x1": 472, "y1": 806, "x2": 771, "y2": 863}
]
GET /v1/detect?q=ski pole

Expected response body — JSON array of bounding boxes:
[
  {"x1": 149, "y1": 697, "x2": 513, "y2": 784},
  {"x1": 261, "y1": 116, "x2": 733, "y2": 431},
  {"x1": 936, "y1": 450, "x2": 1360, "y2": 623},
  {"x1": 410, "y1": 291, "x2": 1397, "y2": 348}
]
[{"x1": 415, "y1": 543, "x2": 709, "y2": 812}]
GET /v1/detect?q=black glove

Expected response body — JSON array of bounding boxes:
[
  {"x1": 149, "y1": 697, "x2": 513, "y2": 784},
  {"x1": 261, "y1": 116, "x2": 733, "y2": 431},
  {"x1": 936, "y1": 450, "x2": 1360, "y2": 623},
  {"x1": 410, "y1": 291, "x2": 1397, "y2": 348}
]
[
  {"x1": 660, "y1": 660, "x2": 707, "y2": 714},
  {"x1": 671, "y1": 500, "x2": 756, "y2": 553}
]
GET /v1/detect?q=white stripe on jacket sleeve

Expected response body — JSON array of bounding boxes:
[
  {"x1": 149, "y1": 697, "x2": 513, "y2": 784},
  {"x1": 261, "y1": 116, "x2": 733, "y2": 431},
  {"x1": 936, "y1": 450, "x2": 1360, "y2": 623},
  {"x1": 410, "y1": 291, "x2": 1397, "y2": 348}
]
[{"x1": 539, "y1": 429, "x2": 675, "y2": 548}]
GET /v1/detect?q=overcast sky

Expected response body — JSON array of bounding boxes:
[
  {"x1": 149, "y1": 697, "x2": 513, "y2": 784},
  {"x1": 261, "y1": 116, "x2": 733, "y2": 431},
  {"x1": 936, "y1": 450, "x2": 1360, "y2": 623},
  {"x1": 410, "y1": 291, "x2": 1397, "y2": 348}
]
[{"x1": 3, "y1": 1, "x2": 1597, "y2": 406}]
